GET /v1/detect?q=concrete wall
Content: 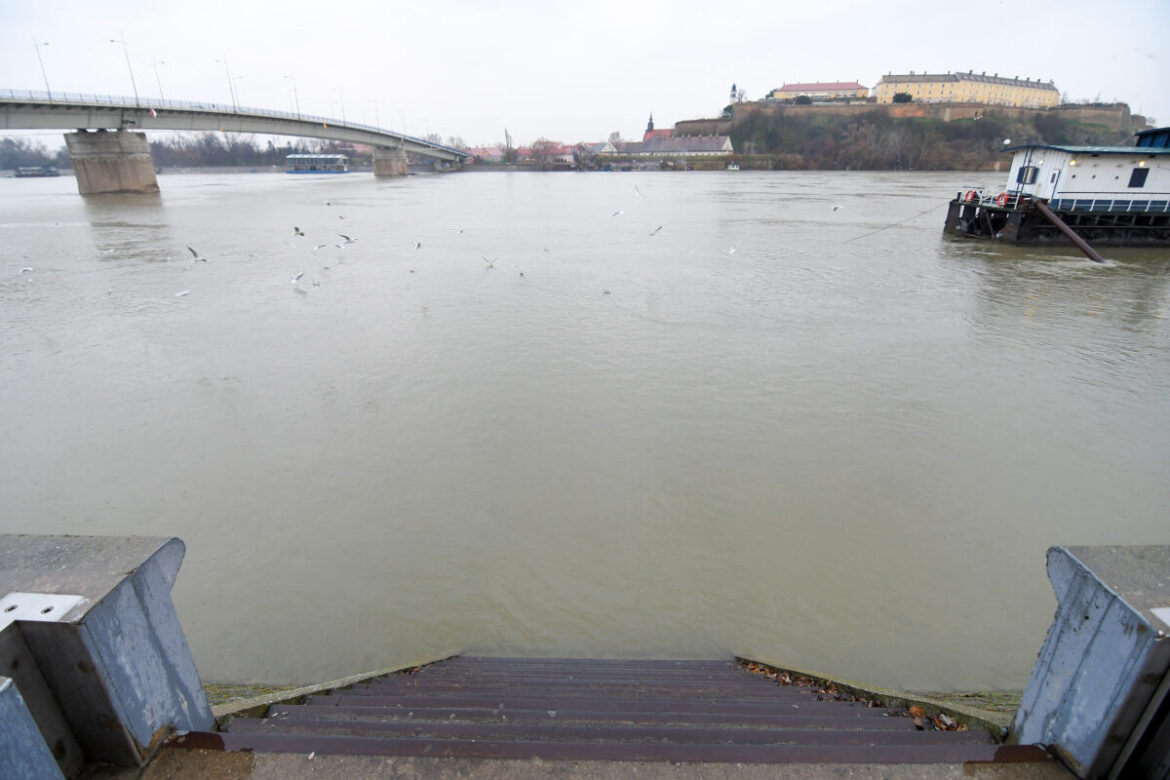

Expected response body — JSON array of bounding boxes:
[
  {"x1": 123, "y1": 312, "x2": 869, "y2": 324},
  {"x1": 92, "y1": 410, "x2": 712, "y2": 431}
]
[
  {"x1": 730, "y1": 101, "x2": 1135, "y2": 130},
  {"x1": 63, "y1": 130, "x2": 159, "y2": 195},
  {"x1": 674, "y1": 118, "x2": 732, "y2": 137}
]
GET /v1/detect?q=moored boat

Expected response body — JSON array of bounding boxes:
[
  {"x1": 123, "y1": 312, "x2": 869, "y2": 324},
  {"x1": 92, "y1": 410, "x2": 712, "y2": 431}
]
[
  {"x1": 944, "y1": 127, "x2": 1170, "y2": 247},
  {"x1": 285, "y1": 153, "x2": 350, "y2": 174},
  {"x1": 14, "y1": 165, "x2": 61, "y2": 178}
]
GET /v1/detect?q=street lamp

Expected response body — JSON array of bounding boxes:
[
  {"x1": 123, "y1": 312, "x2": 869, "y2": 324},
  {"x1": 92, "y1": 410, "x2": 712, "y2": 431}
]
[
  {"x1": 109, "y1": 34, "x2": 139, "y2": 106},
  {"x1": 332, "y1": 88, "x2": 346, "y2": 125},
  {"x1": 33, "y1": 38, "x2": 52, "y2": 100},
  {"x1": 153, "y1": 59, "x2": 166, "y2": 101},
  {"x1": 215, "y1": 58, "x2": 237, "y2": 111},
  {"x1": 283, "y1": 74, "x2": 301, "y2": 115},
  {"x1": 232, "y1": 76, "x2": 244, "y2": 108}
]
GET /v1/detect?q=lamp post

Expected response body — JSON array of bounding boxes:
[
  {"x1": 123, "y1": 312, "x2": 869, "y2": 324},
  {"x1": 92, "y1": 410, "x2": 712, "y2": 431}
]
[
  {"x1": 232, "y1": 76, "x2": 244, "y2": 109},
  {"x1": 215, "y1": 58, "x2": 237, "y2": 111},
  {"x1": 109, "y1": 34, "x2": 139, "y2": 106},
  {"x1": 153, "y1": 59, "x2": 165, "y2": 101},
  {"x1": 33, "y1": 38, "x2": 52, "y2": 100},
  {"x1": 283, "y1": 74, "x2": 301, "y2": 116}
]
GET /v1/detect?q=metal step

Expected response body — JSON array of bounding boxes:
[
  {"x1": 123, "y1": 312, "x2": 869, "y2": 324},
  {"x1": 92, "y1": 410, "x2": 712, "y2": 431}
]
[{"x1": 169, "y1": 656, "x2": 1052, "y2": 765}]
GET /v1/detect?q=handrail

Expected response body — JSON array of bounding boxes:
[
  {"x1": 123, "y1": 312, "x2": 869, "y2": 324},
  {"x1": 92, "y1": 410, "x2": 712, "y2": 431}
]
[{"x1": 0, "y1": 88, "x2": 468, "y2": 156}]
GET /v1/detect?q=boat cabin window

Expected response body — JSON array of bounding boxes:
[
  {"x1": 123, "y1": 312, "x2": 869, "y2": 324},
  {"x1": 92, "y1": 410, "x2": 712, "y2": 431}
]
[
  {"x1": 1016, "y1": 165, "x2": 1039, "y2": 185},
  {"x1": 1129, "y1": 168, "x2": 1149, "y2": 188}
]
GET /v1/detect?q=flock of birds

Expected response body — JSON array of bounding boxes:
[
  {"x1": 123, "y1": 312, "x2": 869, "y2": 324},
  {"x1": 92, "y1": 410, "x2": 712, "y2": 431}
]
[
  {"x1": 165, "y1": 184, "x2": 753, "y2": 301},
  {"x1": 36, "y1": 184, "x2": 846, "y2": 301}
]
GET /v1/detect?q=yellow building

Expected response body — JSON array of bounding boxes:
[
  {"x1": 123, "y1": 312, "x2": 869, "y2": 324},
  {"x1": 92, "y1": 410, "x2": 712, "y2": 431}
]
[
  {"x1": 768, "y1": 82, "x2": 869, "y2": 102},
  {"x1": 874, "y1": 72, "x2": 1059, "y2": 108}
]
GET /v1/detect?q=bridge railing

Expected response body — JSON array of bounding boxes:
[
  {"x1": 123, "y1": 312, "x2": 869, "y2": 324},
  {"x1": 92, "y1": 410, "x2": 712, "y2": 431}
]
[{"x1": 0, "y1": 88, "x2": 468, "y2": 156}]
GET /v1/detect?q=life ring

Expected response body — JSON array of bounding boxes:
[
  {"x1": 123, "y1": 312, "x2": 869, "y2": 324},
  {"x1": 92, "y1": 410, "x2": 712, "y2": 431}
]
[
  {"x1": 996, "y1": 192, "x2": 1010, "y2": 207},
  {"x1": 964, "y1": 190, "x2": 977, "y2": 202}
]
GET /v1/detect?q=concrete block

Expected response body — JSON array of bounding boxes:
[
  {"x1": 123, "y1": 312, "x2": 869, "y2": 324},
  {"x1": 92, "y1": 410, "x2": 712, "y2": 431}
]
[
  {"x1": 63, "y1": 130, "x2": 159, "y2": 195},
  {"x1": 374, "y1": 146, "x2": 408, "y2": 176}
]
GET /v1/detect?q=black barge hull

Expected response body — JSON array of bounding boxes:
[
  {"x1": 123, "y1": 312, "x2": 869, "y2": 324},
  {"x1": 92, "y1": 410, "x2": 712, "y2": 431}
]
[{"x1": 944, "y1": 196, "x2": 1170, "y2": 247}]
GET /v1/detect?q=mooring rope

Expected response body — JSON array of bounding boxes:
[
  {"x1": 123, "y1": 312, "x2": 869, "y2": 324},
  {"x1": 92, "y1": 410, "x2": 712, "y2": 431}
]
[{"x1": 841, "y1": 201, "x2": 950, "y2": 244}]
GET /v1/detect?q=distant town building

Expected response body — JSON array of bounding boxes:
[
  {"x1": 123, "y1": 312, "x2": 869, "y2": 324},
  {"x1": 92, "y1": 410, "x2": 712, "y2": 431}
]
[
  {"x1": 468, "y1": 146, "x2": 505, "y2": 162},
  {"x1": 874, "y1": 72, "x2": 1059, "y2": 108},
  {"x1": 643, "y1": 114, "x2": 673, "y2": 142},
  {"x1": 768, "y1": 82, "x2": 869, "y2": 101},
  {"x1": 620, "y1": 135, "x2": 733, "y2": 157},
  {"x1": 585, "y1": 140, "x2": 616, "y2": 155}
]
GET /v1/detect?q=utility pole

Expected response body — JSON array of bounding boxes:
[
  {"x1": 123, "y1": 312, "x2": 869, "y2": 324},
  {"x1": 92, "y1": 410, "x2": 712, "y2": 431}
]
[
  {"x1": 33, "y1": 38, "x2": 52, "y2": 100},
  {"x1": 109, "y1": 33, "x2": 139, "y2": 106}
]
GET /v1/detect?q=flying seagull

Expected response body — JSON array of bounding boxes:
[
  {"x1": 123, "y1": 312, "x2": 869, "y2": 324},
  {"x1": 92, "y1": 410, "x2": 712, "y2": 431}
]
[
  {"x1": 649, "y1": 225, "x2": 663, "y2": 236},
  {"x1": 339, "y1": 234, "x2": 356, "y2": 244},
  {"x1": 294, "y1": 226, "x2": 305, "y2": 236},
  {"x1": 313, "y1": 243, "x2": 327, "y2": 252},
  {"x1": 414, "y1": 241, "x2": 422, "y2": 250},
  {"x1": 187, "y1": 246, "x2": 206, "y2": 261},
  {"x1": 611, "y1": 209, "x2": 624, "y2": 217},
  {"x1": 483, "y1": 257, "x2": 496, "y2": 270},
  {"x1": 291, "y1": 271, "x2": 304, "y2": 283}
]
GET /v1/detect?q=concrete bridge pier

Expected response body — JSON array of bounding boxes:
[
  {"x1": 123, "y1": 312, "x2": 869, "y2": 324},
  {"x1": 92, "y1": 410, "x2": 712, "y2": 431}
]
[
  {"x1": 63, "y1": 129, "x2": 159, "y2": 195},
  {"x1": 373, "y1": 146, "x2": 408, "y2": 177}
]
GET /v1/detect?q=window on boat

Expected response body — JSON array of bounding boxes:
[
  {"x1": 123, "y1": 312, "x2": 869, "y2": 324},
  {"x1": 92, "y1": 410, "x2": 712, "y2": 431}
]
[
  {"x1": 1016, "y1": 165, "x2": 1039, "y2": 185},
  {"x1": 1129, "y1": 168, "x2": 1149, "y2": 188}
]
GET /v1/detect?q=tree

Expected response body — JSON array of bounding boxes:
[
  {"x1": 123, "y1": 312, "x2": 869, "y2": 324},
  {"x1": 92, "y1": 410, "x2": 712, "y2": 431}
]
[
  {"x1": 529, "y1": 138, "x2": 560, "y2": 170},
  {"x1": 0, "y1": 137, "x2": 57, "y2": 169},
  {"x1": 892, "y1": 92, "x2": 913, "y2": 104},
  {"x1": 572, "y1": 142, "x2": 597, "y2": 170},
  {"x1": 794, "y1": 95, "x2": 813, "y2": 105}
]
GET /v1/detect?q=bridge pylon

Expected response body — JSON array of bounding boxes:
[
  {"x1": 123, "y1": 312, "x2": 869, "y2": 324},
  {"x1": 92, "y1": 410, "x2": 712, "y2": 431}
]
[
  {"x1": 63, "y1": 129, "x2": 159, "y2": 195},
  {"x1": 373, "y1": 146, "x2": 408, "y2": 177}
]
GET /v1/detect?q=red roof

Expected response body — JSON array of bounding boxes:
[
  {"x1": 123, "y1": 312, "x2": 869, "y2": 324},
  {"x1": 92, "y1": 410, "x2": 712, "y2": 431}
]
[
  {"x1": 643, "y1": 128, "x2": 674, "y2": 141},
  {"x1": 776, "y1": 82, "x2": 867, "y2": 92}
]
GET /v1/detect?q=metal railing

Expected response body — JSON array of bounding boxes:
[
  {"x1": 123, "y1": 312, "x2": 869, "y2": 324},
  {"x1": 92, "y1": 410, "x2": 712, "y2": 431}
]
[
  {"x1": 1048, "y1": 197, "x2": 1170, "y2": 214},
  {"x1": 955, "y1": 189, "x2": 1170, "y2": 214},
  {"x1": 0, "y1": 88, "x2": 468, "y2": 156}
]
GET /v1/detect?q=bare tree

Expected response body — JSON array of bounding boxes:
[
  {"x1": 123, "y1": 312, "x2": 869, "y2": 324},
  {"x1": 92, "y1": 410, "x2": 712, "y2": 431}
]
[{"x1": 530, "y1": 138, "x2": 561, "y2": 170}]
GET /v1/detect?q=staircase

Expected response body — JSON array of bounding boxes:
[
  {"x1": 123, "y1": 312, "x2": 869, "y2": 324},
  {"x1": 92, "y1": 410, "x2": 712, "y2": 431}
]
[{"x1": 177, "y1": 657, "x2": 1048, "y2": 765}]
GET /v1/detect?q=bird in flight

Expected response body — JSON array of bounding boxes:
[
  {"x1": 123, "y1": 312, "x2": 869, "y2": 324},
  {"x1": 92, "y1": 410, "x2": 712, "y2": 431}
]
[
  {"x1": 291, "y1": 271, "x2": 305, "y2": 283},
  {"x1": 483, "y1": 257, "x2": 496, "y2": 270},
  {"x1": 294, "y1": 226, "x2": 305, "y2": 236},
  {"x1": 649, "y1": 225, "x2": 663, "y2": 236},
  {"x1": 339, "y1": 234, "x2": 357, "y2": 244},
  {"x1": 187, "y1": 246, "x2": 206, "y2": 261}
]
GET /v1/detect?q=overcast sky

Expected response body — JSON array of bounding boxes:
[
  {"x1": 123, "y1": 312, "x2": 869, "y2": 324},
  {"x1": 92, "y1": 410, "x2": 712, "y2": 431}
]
[{"x1": 2, "y1": 0, "x2": 1166, "y2": 148}]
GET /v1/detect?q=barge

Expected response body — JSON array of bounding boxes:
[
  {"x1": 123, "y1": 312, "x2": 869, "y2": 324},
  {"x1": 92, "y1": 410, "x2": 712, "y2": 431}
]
[
  {"x1": 13, "y1": 165, "x2": 61, "y2": 177},
  {"x1": 944, "y1": 126, "x2": 1170, "y2": 247}
]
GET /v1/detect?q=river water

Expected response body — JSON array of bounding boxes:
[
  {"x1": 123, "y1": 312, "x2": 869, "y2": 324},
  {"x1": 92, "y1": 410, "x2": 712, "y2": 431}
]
[{"x1": 2, "y1": 170, "x2": 1168, "y2": 692}]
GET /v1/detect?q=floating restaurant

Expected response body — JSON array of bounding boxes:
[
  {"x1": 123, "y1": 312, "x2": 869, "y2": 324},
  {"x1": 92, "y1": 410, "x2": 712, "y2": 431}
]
[{"x1": 944, "y1": 126, "x2": 1170, "y2": 248}]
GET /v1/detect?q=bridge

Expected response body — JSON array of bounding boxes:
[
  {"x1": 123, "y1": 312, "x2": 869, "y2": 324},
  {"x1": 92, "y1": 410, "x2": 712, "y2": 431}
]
[{"x1": 0, "y1": 89, "x2": 471, "y2": 194}]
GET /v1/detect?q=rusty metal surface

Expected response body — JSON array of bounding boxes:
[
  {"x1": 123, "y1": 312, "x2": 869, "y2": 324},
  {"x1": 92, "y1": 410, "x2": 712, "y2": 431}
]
[
  {"x1": 168, "y1": 657, "x2": 1056, "y2": 765},
  {"x1": 179, "y1": 731, "x2": 1051, "y2": 764}
]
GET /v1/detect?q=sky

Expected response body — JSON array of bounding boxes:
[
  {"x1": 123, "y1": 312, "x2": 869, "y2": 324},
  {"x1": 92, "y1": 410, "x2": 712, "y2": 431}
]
[{"x1": 1, "y1": 0, "x2": 1166, "y2": 148}]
